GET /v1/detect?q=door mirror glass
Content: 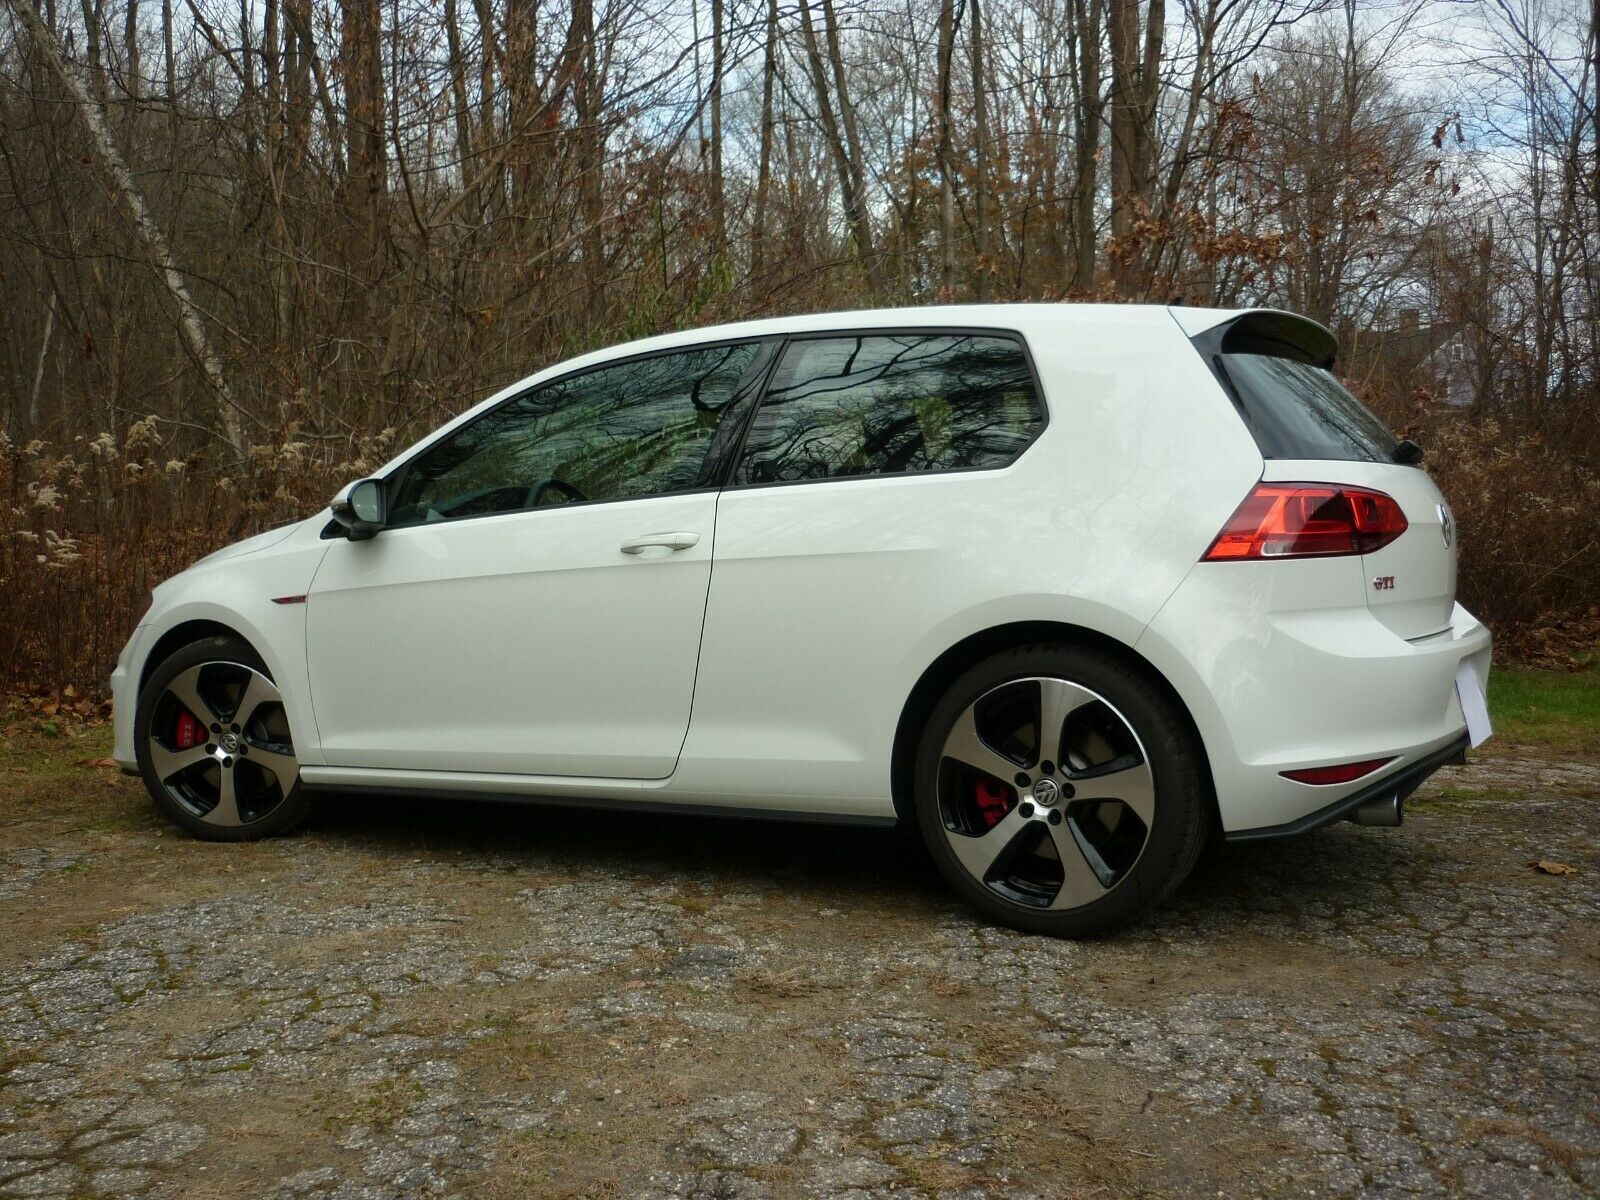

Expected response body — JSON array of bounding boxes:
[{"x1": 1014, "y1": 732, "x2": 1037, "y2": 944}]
[{"x1": 331, "y1": 478, "x2": 387, "y2": 540}]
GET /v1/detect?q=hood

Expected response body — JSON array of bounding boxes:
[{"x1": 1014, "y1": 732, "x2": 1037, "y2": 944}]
[{"x1": 189, "y1": 519, "x2": 307, "y2": 568}]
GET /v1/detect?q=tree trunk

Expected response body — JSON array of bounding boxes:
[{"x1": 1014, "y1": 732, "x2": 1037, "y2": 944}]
[
  {"x1": 4, "y1": 0, "x2": 246, "y2": 453},
  {"x1": 574, "y1": 0, "x2": 605, "y2": 321},
  {"x1": 751, "y1": 0, "x2": 778, "y2": 276},
  {"x1": 709, "y1": 0, "x2": 726, "y2": 251},
  {"x1": 284, "y1": 0, "x2": 345, "y2": 176},
  {"x1": 937, "y1": 0, "x2": 960, "y2": 295},
  {"x1": 505, "y1": 0, "x2": 543, "y2": 219},
  {"x1": 471, "y1": 0, "x2": 501, "y2": 213},
  {"x1": 341, "y1": 0, "x2": 386, "y2": 248},
  {"x1": 796, "y1": 0, "x2": 880, "y2": 290},
  {"x1": 969, "y1": 0, "x2": 989, "y2": 300},
  {"x1": 1069, "y1": 0, "x2": 1100, "y2": 291},
  {"x1": 123, "y1": 0, "x2": 140, "y2": 101},
  {"x1": 1107, "y1": 0, "x2": 1162, "y2": 295},
  {"x1": 443, "y1": 0, "x2": 475, "y2": 194}
]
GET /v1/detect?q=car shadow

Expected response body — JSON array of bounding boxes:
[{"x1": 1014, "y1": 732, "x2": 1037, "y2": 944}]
[
  {"x1": 306, "y1": 789, "x2": 947, "y2": 904},
  {"x1": 303, "y1": 789, "x2": 1439, "y2": 940}
]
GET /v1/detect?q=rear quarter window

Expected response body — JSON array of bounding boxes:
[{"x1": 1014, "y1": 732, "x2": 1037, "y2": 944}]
[{"x1": 734, "y1": 333, "x2": 1044, "y2": 484}]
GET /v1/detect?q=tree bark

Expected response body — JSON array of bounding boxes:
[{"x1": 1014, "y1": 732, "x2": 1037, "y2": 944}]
[
  {"x1": 709, "y1": 0, "x2": 726, "y2": 251},
  {"x1": 751, "y1": 0, "x2": 778, "y2": 276},
  {"x1": 1068, "y1": 0, "x2": 1100, "y2": 291},
  {"x1": 937, "y1": 0, "x2": 960, "y2": 294},
  {"x1": 1107, "y1": 0, "x2": 1162, "y2": 295},
  {"x1": 574, "y1": 0, "x2": 605, "y2": 321},
  {"x1": 341, "y1": 0, "x2": 386, "y2": 247},
  {"x1": 4, "y1": 0, "x2": 246, "y2": 452},
  {"x1": 123, "y1": 0, "x2": 140, "y2": 101},
  {"x1": 969, "y1": 0, "x2": 989, "y2": 300},
  {"x1": 443, "y1": 0, "x2": 475, "y2": 192}
]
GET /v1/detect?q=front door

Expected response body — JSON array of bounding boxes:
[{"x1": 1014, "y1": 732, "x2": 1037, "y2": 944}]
[{"x1": 306, "y1": 339, "x2": 770, "y2": 779}]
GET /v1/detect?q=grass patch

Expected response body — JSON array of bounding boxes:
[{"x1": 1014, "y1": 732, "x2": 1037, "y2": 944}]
[
  {"x1": 0, "y1": 711, "x2": 154, "y2": 830},
  {"x1": 1488, "y1": 667, "x2": 1600, "y2": 753}
]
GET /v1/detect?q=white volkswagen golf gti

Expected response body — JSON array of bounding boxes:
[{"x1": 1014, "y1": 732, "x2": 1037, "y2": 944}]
[{"x1": 111, "y1": 304, "x2": 1492, "y2": 936}]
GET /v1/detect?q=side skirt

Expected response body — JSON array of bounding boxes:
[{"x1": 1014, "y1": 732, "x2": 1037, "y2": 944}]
[
  {"x1": 299, "y1": 767, "x2": 899, "y2": 828},
  {"x1": 305, "y1": 782, "x2": 899, "y2": 828}
]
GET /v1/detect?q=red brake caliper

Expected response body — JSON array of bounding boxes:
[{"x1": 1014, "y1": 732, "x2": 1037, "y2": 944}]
[
  {"x1": 973, "y1": 777, "x2": 1013, "y2": 829},
  {"x1": 173, "y1": 709, "x2": 204, "y2": 750}
]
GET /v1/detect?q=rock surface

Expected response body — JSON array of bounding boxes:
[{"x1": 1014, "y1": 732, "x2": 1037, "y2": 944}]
[{"x1": 0, "y1": 746, "x2": 1595, "y2": 1197}]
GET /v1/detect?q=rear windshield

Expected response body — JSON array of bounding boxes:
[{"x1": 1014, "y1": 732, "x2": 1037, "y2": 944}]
[{"x1": 1216, "y1": 353, "x2": 1398, "y2": 463}]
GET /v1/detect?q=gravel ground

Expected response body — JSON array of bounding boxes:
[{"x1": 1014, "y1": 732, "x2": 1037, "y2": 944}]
[{"x1": 0, "y1": 737, "x2": 1596, "y2": 1199}]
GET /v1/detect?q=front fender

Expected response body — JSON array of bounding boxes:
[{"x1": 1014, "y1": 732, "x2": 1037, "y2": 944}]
[{"x1": 116, "y1": 520, "x2": 332, "y2": 769}]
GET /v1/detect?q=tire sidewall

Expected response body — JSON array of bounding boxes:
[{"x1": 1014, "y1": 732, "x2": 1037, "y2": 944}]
[
  {"x1": 133, "y1": 635, "x2": 309, "y2": 841},
  {"x1": 912, "y1": 643, "x2": 1206, "y2": 937}
]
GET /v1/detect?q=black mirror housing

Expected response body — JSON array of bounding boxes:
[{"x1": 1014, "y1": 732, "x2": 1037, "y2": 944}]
[{"x1": 330, "y1": 478, "x2": 387, "y2": 540}]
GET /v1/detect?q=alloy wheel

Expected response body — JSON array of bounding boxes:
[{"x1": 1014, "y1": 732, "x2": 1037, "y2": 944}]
[
  {"x1": 146, "y1": 661, "x2": 298, "y2": 828},
  {"x1": 937, "y1": 676, "x2": 1155, "y2": 911}
]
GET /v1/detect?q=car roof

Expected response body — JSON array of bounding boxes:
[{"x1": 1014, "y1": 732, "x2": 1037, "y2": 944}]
[{"x1": 557, "y1": 303, "x2": 1185, "y2": 367}]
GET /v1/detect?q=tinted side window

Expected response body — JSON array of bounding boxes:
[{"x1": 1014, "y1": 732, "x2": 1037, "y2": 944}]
[
  {"x1": 1219, "y1": 353, "x2": 1397, "y2": 463},
  {"x1": 390, "y1": 341, "x2": 763, "y2": 526},
  {"x1": 734, "y1": 334, "x2": 1043, "y2": 485}
]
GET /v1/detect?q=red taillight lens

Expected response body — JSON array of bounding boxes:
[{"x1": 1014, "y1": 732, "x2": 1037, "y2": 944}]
[
  {"x1": 1281, "y1": 757, "x2": 1395, "y2": 785},
  {"x1": 1202, "y1": 483, "x2": 1408, "y2": 561}
]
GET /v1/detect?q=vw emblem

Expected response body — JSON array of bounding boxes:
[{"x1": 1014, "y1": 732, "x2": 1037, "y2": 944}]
[
  {"x1": 1030, "y1": 778, "x2": 1061, "y2": 808},
  {"x1": 1438, "y1": 503, "x2": 1454, "y2": 549},
  {"x1": 219, "y1": 732, "x2": 240, "y2": 754}
]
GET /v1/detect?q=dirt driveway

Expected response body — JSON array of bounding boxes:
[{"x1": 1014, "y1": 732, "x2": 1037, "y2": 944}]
[{"x1": 1, "y1": 727, "x2": 1596, "y2": 1199}]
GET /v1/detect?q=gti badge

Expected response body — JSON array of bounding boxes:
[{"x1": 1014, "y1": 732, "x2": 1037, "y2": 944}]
[
  {"x1": 1438, "y1": 502, "x2": 1454, "y2": 549},
  {"x1": 1373, "y1": 575, "x2": 1396, "y2": 591}
]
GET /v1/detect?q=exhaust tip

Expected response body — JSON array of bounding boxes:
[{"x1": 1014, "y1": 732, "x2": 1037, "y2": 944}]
[{"x1": 1350, "y1": 794, "x2": 1403, "y2": 828}]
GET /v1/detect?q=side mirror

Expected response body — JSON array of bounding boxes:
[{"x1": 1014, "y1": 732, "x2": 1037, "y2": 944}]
[{"x1": 330, "y1": 478, "x2": 387, "y2": 540}]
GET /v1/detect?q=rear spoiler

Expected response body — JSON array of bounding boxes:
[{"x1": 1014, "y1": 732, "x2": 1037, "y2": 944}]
[{"x1": 1169, "y1": 308, "x2": 1338, "y2": 369}]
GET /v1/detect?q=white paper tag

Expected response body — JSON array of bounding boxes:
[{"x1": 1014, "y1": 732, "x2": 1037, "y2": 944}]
[{"x1": 1455, "y1": 662, "x2": 1492, "y2": 748}]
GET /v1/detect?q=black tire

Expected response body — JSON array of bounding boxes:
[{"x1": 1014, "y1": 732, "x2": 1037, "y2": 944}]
[
  {"x1": 912, "y1": 642, "x2": 1210, "y2": 937},
  {"x1": 134, "y1": 634, "x2": 314, "y2": 841}
]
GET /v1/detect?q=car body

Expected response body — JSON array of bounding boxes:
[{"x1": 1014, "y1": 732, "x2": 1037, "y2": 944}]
[{"x1": 112, "y1": 303, "x2": 1491, "y2": 934}]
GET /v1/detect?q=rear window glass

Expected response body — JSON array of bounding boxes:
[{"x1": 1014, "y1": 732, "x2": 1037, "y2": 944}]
[{"x1": 1218, "y1": 353, "x2": 1397, "y2": 463}]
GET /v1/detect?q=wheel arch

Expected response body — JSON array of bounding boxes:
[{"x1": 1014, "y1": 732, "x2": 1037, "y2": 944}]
[
  {"x1": 889, "y1": 620, "x2": 1216, "y2": 826},
  {"x1": 138, "y1": 620, "x2": 257, "y2": 692}
]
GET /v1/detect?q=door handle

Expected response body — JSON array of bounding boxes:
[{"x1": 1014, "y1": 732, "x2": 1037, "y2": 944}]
[{"x1": 620, "y1": 531, "x2": 701, "y2": 555}]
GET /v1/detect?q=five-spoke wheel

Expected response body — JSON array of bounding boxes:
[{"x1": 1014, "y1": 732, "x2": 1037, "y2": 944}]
[
  {"x1": 914, "y1": 643, "x2": 1209, "y2": 936},
  {"x1": 135, "y1": 635, "x2": 313, "y2": 840}
]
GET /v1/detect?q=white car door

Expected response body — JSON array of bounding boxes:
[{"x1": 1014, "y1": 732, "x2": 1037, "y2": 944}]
[
  {"x1": 679, "y1": 330, "x2": 1049, "y2": 807},
  {"x1": 305, "y1": 339, "x2": 773, "y2": 779}
]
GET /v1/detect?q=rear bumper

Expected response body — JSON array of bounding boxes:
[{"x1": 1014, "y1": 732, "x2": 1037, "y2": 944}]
[
  {"x1": 1224, "y1": 732, "x2": 1468, "y2": 841},
  {"x1": 1138, "y1": 556, "x2": 1492, "y2": 837}
]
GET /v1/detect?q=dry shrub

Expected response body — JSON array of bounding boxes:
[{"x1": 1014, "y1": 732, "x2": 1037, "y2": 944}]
[
  {"x1": 2, "y1": 412, "x2": 1596, "y2": 702},
  {"x1": 1425, "y1": 418, "x2": 1600, "y2": 645},
  {"x1": 0, "y1": 419, "x2": 392, "y2": 698}
]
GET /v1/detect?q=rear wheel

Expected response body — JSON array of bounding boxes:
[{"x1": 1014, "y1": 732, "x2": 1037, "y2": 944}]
[
  {"x1": 134, "y1": 635, "x2": 313, "y2": 840},
  {"x1": 913, "y1": 643, "x2": 1209, "y2": 937}
]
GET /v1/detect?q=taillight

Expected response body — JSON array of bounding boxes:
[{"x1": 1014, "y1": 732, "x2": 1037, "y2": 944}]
[
  {"x1": 1202, "y1": 483, "x2": 1408, "y2": 561},
  {"x1": 1280, "y1": 757, "x2": 1394, "y2": 785}
]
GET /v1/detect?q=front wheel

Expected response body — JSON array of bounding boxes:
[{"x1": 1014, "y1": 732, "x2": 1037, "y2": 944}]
[
  {"x1": 913, "y1": 643, "x2": 1210, "y2": 937},
  {"x1": 133, "y1": 635, "x2": 314, "y2": 841}
]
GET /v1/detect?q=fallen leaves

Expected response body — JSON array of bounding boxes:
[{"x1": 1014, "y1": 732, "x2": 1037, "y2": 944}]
[
  {"x1": 1529, "y1": 860, "x2": 1578, "y2": 876},
  {"x1": 80, "y1": 756, "x2": 120, "y2": 769}
]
